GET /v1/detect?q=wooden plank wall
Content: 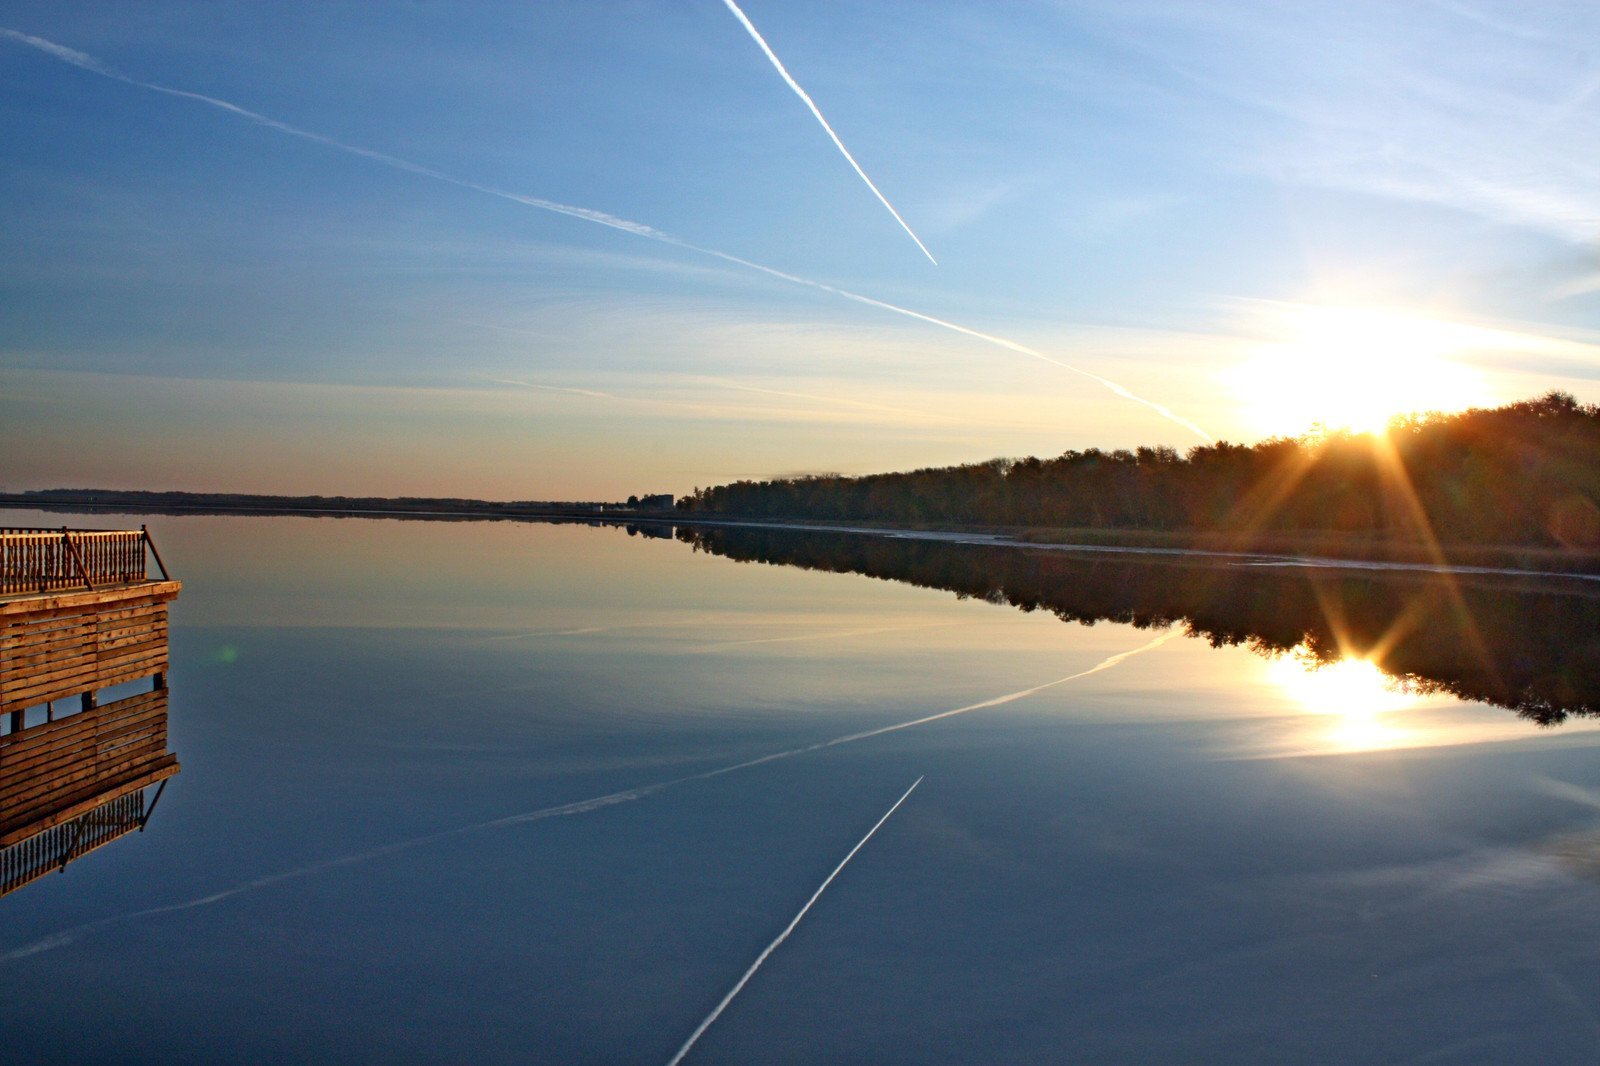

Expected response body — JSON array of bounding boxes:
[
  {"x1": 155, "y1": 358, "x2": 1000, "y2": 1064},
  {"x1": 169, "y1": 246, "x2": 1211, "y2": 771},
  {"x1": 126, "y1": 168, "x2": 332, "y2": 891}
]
[
  {"x1": 0, "y1": 586, "x2": 176, "y2": 716},
  {"x1": 0, "y1": 688, "x2": 178, "y2": 846}
]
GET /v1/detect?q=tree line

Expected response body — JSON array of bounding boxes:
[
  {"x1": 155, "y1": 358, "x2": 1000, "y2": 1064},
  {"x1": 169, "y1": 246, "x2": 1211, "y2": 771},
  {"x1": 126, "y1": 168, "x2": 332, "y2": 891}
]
[{"x1": 679, "y1": 392, "x2": 1600, "y2": 550}]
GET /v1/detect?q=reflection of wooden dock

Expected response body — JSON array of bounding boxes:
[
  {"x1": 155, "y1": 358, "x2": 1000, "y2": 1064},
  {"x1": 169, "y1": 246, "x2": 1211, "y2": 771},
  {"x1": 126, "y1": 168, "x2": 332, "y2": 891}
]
[{"x1": 0, "y1": 528, "x2": 181, "y2": 898}]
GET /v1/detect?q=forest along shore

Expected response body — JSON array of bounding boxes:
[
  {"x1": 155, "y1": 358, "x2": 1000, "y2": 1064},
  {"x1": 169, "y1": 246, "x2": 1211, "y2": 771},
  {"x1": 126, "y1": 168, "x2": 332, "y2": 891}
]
[
  {"x1": 676, "y1": 393, "x2": 1600, "y2": 576},
  {"x1": 3, "y1": 494, "x2": 1600, "y2": 584},
  {"x1": 10, "y1": 393, "x2": 1600, "y2": 577}
]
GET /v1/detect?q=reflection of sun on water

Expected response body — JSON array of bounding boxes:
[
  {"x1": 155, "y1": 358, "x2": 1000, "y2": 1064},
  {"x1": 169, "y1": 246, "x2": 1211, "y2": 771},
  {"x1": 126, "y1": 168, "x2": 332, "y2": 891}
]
[
  {"x1": 1227, "y1": 305, "x2": 1494, "y2": 438},
  {"x1": 1267, "y1": 648, "x2": 1419, "y2": 751}
]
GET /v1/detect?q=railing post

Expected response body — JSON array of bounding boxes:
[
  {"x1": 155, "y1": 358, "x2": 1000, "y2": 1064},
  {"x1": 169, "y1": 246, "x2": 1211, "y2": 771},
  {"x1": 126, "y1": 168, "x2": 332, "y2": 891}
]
[
  {"x1": 59, "y1": 527, "x2": 95, "y2": 592},
  {"x1": 142, "y1": 526, "x2": 169, "y2": 581},
  {"x1": 138, "y1": 780, "x2": 169, "y2": 831}
]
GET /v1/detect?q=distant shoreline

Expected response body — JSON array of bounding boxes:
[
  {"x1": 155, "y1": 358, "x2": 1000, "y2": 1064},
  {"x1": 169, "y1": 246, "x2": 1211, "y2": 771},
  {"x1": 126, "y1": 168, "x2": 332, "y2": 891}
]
[
  {"x1": 0, "y1": 491, "x2": 656, "y2": 522},
  {"x1": 5, "y1": 489, "x2": 1600, "y2": 584}
]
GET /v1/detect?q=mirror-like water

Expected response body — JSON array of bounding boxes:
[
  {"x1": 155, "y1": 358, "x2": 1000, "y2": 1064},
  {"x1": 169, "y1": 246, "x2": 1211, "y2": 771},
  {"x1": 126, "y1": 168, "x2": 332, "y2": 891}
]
[{"x1": 6, "y1": 510, "x2": 1600, "y2": 1063}]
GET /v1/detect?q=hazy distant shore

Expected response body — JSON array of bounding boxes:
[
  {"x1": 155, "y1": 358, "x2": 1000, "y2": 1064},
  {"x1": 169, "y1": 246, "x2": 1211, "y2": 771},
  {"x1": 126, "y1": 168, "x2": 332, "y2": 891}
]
[
  {"x1": 0, "y1": 490, "x2": 646, "y2": 522},
  {"x1": 6, "y1": 489, "x2": 1600, "y2": 582}
]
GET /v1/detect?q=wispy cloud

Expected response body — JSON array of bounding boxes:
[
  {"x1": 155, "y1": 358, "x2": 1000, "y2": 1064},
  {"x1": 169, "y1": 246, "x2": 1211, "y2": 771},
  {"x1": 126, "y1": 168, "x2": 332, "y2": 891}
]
[
  {"x1": 703, "y1": 378, "x2": 973, "y2": 425},
  {"x1": 720, "y1": 0, "x2": 936, "y2": 265},
  {"x1": 1076, "y1": 3, "x2": 1600, "y2": 244},
  {"x1": 2, "y1": 26, "x2": 1210, "y2": 441}
]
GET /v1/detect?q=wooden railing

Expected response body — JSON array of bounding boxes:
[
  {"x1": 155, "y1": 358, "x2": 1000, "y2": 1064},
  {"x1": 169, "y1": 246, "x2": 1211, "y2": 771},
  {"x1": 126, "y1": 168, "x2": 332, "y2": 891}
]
[
  {"x1": 0, "y1": 526, "x2": 170, "y2": 596},
  {"x1": 0, "y1": 788, "x2": 149, "y2": 898}
]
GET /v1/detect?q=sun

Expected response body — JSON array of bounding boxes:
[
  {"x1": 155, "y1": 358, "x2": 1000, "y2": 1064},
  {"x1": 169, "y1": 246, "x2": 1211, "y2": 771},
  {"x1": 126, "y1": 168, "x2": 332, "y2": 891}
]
[{"x1": 1225, "y1": 305, "x2": 1495, "y2": 438}]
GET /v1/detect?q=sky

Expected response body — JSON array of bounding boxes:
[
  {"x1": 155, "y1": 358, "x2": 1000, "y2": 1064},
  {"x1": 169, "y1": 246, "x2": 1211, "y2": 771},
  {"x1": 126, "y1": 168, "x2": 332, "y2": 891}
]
[{"x1": 5, "y1": 1, "x2": 1600, "y2": 499}]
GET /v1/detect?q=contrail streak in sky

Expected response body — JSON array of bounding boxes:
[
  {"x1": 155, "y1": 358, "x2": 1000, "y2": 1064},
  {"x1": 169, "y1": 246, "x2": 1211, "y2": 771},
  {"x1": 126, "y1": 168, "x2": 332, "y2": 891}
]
[
  {"x1": 688, "y1": 247, "x2": 1215, "y2": 441},
  {"x1": 488, "y1": 378, "x2": 615, "y2": 399},
  {"x1": 0, "y1": 632, "x2": 1169, "y2": 965},
  {"x1": 0, "y1": 28, "x2": 672, "y2": 242},
  {"x1": 1, "y1": 27, "x2": 1213, "y2": 441},
  {"x1": 664, "y1": 775, "x2": 924, "y2": 1066},
  {"x1": 719, "y1": 0, "x2": 937, "y2": 266}
]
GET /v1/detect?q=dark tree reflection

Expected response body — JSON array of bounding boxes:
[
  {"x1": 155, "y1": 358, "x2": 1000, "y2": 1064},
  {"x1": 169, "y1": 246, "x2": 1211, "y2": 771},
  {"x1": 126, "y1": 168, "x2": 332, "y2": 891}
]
[{"x1": 676, "y1": 525, "x2": 1600, "y2": 725}]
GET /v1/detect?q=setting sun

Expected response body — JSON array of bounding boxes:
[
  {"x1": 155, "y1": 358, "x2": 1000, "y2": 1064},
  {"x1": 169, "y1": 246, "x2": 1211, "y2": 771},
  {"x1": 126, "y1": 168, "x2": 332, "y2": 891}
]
[{"x1": 1227, "y1": 306, "x2": 1495, "y2": 438}]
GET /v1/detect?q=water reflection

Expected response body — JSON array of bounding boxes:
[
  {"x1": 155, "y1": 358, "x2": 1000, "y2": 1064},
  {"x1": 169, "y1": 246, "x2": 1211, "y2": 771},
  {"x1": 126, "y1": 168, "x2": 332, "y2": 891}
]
[
  {"x1": 0, "y1": 690, "x2": 178, "y2": 898},
  {"x1": 0, "y1": 529, "x2": 182, "y2": 900},
  {"x1": 675, "y1": 524, "x2": 1600, "y2": 724},
  {"x1": 1267, "y1": 649, "x2": 1419, "y2": 751}
]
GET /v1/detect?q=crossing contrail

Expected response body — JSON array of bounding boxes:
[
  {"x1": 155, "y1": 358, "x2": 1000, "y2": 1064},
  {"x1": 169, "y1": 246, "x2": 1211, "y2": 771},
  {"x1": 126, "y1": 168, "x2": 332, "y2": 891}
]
[
  {"x1": 0, "y1": 27, "x2": 1214, "y2": 442},
  {"x1": 719, "y1": 0, "x2": 937, "y2": 265},
  {"x1": 665, "y1": 775, "x2": 924, "y2": 1066}
]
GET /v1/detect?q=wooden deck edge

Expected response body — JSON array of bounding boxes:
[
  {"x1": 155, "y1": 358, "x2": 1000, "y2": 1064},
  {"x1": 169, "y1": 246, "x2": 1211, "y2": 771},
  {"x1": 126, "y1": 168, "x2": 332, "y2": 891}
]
[
  {"x1": 0, "y1": 759, "x2": 179, "y2": 847},
  {"x1": 0, "y1": 580, "x2": 182, "y2": 616}
]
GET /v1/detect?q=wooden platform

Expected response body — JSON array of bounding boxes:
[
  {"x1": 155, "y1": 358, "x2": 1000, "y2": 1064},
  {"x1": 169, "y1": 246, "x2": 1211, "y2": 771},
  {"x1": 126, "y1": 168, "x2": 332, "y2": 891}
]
[
  {"x1": 1, "y1": 581, "x2": 182, "y2": 718},
  {"x1": 0, "y1": 528, "x2": 180, "y2": 897}
]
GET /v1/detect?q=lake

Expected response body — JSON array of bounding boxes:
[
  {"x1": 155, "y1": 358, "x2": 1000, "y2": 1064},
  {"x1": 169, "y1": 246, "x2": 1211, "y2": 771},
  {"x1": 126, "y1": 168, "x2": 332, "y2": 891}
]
[{"x1": 6, "y1": 509, "x2": 1600, "y2": 1063}]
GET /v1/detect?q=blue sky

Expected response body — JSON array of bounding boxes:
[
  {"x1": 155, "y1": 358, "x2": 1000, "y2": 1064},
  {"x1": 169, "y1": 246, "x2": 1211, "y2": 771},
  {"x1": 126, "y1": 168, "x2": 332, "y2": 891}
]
[{"x1": 5, "y1": 1, "x2": 1600, "y2": 497}]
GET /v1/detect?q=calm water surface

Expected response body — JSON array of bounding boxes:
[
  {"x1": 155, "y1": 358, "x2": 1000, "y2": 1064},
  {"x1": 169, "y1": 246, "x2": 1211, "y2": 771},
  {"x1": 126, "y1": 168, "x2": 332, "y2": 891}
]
[{"x1": 6, "y1": 511, "x2": 1600, "y2": 1063}]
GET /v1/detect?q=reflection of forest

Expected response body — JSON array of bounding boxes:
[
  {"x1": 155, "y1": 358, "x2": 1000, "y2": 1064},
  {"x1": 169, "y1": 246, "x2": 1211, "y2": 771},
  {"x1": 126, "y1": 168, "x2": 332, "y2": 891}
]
[{"x1": 677, "y1": 525, "x2": 1600, "y2": 724}]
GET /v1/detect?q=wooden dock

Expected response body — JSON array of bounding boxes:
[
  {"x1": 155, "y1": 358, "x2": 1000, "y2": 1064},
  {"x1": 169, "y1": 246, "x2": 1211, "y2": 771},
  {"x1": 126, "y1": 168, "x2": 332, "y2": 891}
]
[{"x1": 0, "y1": 527, "x2": 180, "y2": 898}]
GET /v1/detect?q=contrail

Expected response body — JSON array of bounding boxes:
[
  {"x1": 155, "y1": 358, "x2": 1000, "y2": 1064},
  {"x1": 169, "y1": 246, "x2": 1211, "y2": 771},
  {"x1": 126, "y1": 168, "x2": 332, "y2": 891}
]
[
  {"x1": 665, "y1": 775, "x2": 924, "y2": 1066},
  {"x1": 653, "y1": 239, "x2": 1212, "y2": 440},
  {"x1": 0, "y1": 632, "x2": 1168, "y2": 965},
  {"x1": 719, "y1": 0, "x2": 936, "y2": 266},
  {"x1": 488, "y1": 378, "x2": 616, "y2": 399},
  {"x1": 2, "y1": 26, "x2": 1214, "y2": 442},
  {"x1": 691, "y1": 620, "x2": 959, "y2": 651},
  {"x1": 0, "y1": 28, "x2": 672, "y2": 242}
]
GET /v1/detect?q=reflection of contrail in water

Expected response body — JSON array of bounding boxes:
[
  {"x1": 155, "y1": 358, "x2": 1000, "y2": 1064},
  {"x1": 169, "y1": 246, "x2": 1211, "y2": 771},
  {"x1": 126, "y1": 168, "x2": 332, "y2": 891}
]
[
  {"x1": 692, "y1": 620, "x2": 959, "y2": 651},
  {"x1": 0, "y1": 631, "x2": 1169, "y2": 963},
  {"x1": 719, "y1": 0, "x2": 936, "y2": 266},
  {"x1": 0, "y1": 28, "x2": 1211, "y2": 441},
  {"x1": 479, "y1": 625, "x2": 625, "y2": 642},
  {"x1": 665, "y1": 775, "x2": 924, "y2": 1066}
]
